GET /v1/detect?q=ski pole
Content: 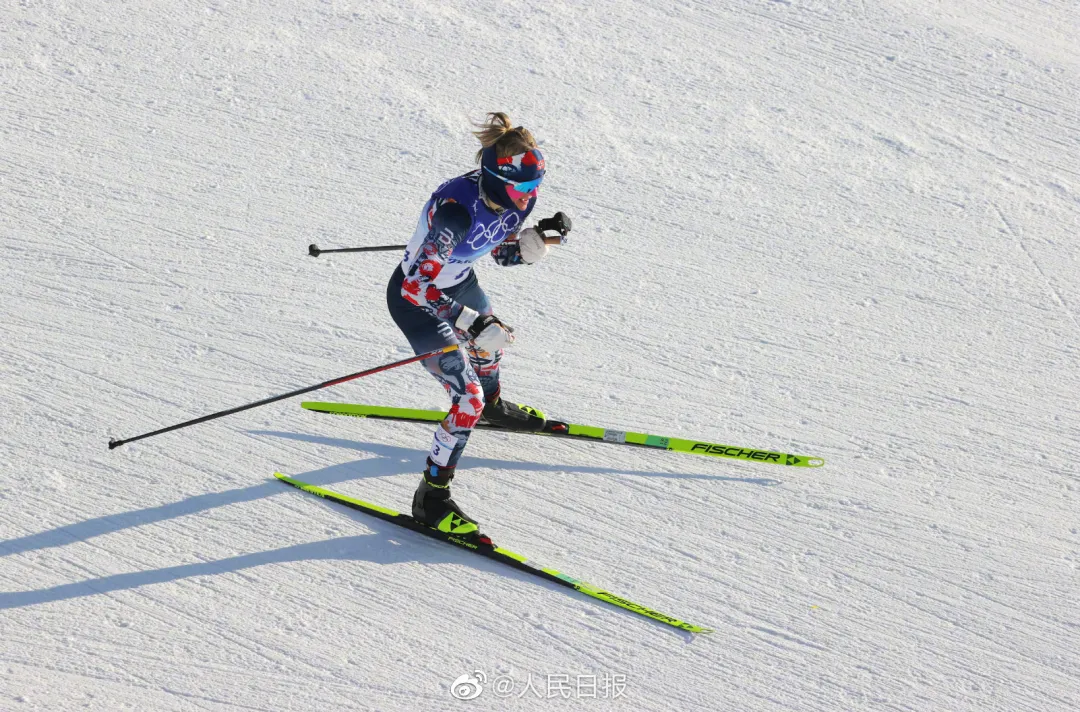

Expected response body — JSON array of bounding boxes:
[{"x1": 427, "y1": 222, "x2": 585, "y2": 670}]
[
  {"x1": 308, "y1": 243, "x2": 407, "y2": 257},
  {"x1": 307, "y1": 213, "x2": 571, "y2": 257},
  {"x1": 108, "y1": 345, "x2": 459, "y2": 450}
]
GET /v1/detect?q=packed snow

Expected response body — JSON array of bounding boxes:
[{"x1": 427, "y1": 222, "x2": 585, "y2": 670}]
[{"x1": 2, "y1": 0, "x2": 1078, "y2": 710}]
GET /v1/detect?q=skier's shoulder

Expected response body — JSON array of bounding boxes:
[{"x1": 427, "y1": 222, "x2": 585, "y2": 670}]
[
  {"x1": 430, "y1": 198, "x2": 471, "y2": 239},
  {"x1": 432, "y1": 170, "x2": 481, "y2": 201},
  {"x1": 428, "y1": 171, "x2": 483, "y2": 235}
]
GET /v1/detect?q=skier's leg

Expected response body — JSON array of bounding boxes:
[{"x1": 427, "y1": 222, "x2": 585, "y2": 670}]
[
  {"x1": 387, "y1": 268, "x2": 486, "y2": 534},
  {"x1": 419, "y1": 346, "x2": 485, "y2": 470},
  {"x1": 446, "y1": 272, "x2": 503, "y2": 401},
  {"x1": 408, "y1": 348, "x2": 487, "y2": 534},
  {"x1": 446, "y1": 274, "x2": 543, "y2": 431}
]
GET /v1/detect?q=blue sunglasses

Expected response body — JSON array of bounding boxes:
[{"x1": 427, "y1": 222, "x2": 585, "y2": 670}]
[{"x1": 483, "y1": 166, "x2": 544, "y2": 193}]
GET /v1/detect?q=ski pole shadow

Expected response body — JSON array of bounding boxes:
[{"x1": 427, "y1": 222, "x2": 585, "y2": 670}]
[{"x1": 253, "y1": 430, "x2": 784, "y2": 487}]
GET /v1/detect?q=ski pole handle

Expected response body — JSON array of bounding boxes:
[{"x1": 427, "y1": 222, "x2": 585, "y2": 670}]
[
  {"x1": 309, "y1": 243, "x2": 407, "y2": 257},
  {"x1": 108, "y1": 345, "x2": 459, "y2": 450},
  {"x1": 537, "y1": 212, "x2": 572, "y2": 244}
]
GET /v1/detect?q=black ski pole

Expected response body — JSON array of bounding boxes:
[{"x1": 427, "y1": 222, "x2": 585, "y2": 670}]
[
  {"x1": 308, "y1": 243, "x2": 407, "y2": 257},
  {"x1": 108, "y1": 345, "x2": 459, "y2": 450},
  {"x1": 307, "y1": 213, "x2": 571, "y2": 257}
]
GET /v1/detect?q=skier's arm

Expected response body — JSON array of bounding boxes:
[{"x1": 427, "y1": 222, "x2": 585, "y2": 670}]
[
  {"x1": 490, "y1": 236, "x2": 526, "y2": 266},
  {"x1": 400, "y1": 202, "x2": 472, "y2": 322},
  {"x1": 491, "y1": 212, "x2": 573, "y2": 266}
]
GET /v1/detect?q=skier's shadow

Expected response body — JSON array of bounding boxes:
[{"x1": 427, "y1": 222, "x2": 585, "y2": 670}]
[
  {"x1": 0, "y1": 454, "x2": 455, "y2": 611},
  {"x1": 0, "y1": 430, "x2": 773, "y2": 631},
  {"x1": 0, "y1": 455, "x2": 396, "y2": 560},
  {"x1": 0, "y1": 530, "x2": 421, "y2": 610},
  {"x1": 0, "y1": 502, "x2": 700, "y2": 636},
  {"x1": 0, "y1": 432, "x2": 777, "y2": 561}
]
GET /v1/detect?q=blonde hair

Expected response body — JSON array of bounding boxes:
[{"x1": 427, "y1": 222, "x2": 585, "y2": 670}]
[{"x1": 473, "y1": 112, "x2": 537, "y2": 162}]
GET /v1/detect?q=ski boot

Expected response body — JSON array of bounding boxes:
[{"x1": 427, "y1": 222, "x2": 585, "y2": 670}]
[
  {"x1": 481, "y1": 395, "x2": 547, "y2": 431},
  {"x1": 412, "y1": 459, "x2": 490, "y2": 543}
]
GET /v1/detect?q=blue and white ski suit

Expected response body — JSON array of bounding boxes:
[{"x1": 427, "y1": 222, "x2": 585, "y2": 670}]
[{"x1": 386, "y1": 169, "x2": 535, "y2": 468}]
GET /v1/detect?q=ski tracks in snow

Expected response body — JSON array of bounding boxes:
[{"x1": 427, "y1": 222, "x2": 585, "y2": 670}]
[{"x1": 3, "y1": 0, "x2": 1080, "y2": 710}]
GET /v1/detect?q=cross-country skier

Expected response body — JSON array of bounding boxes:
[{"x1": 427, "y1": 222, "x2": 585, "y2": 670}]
[{"x1": 386, "y1": 112, "x2": 571, "y2": 539}]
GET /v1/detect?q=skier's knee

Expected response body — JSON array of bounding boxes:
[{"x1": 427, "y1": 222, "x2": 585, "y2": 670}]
[{"x1": 447, "y1": 383, "x2": 485, "y2": 431}]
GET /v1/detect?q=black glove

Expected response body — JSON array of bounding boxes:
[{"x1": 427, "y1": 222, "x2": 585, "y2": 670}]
[
  {"x1": 465, "y1": 313, "x2": 507, "y2": 338},
  {"x1": 537, "y1": 212, "x2": 572, "y2": 242}
]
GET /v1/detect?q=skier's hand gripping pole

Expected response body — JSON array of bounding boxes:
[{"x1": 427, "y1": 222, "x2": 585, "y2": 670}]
[
  {"x1": 455, "y1": 309, "x2": 514, "y2": 352},
  {"x1": 107, "y1": 345, "x2": 460, "y2": 450},
  {"x1": 537, "y1": 212, "x2": 572, "y2": 245},
  {"x1": 518, "y1": 212, "x2": 573, "y2": 264}
]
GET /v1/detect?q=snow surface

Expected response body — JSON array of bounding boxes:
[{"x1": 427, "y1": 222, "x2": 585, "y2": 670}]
[{"x1": 2, "y1": 1, "x2": 1079, "y2": 710}]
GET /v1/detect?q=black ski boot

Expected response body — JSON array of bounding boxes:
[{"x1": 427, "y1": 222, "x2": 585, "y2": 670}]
[
  {"x1": 411, "y1": 459, "x2": 488, "y2": 542},
  {"x1": 481, "y1": 395, "x2": 547, "y2": 431}
]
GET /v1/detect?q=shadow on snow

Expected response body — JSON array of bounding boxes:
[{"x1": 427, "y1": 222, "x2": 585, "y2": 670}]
[{"x1": 0, "y1": 429, "x2": 778, "y2": 623}]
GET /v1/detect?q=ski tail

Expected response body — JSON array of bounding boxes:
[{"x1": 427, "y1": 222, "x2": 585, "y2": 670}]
[
  {"x1": 274, "y1": 473, "x2": 713, "y2": 634},
  {"x1": 300, "y1": 402, "x2": 825, "y2": 468}
]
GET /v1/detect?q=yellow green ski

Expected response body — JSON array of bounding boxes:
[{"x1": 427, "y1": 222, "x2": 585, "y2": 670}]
[
  {"x1": 301, "y1": 402, "x2": 824, "y2": 468},
  {"x1": 275, "y1": 473, "x2": 712, "y2": 634}
]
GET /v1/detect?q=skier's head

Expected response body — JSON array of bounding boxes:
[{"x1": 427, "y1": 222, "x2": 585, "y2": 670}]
[{"x1": 473, "y1": 112, "x2": 545, "y2": 212}]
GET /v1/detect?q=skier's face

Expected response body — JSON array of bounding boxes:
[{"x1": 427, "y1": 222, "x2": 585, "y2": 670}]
[{"x1": 512, "y1": 194, "x2": 532, "y2": 211}]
